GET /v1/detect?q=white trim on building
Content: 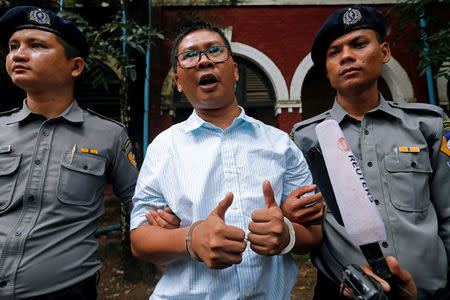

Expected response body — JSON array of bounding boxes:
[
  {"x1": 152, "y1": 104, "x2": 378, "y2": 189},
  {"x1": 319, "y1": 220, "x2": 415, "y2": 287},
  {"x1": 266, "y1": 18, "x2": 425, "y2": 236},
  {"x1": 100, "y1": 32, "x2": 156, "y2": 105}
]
[
  {"x1": 290, "y1": 53, "x2": 414, "y2": 104},
  {"x1": 231, "y1": 42, "x2": 289, "y2": 102},
  {"x1": 381, "y1": 57, "x2": 414, "y2": 102}
]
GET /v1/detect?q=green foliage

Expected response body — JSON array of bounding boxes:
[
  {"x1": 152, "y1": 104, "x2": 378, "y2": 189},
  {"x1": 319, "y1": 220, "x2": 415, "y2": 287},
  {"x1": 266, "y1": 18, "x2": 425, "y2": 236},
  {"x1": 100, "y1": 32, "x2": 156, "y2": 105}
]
[
  {"x1": 61, "y1": 10, "x2": 164, "y2": 84},
  {"x1": 387, "y1": 0, "x2": 450, "y2": 79}
]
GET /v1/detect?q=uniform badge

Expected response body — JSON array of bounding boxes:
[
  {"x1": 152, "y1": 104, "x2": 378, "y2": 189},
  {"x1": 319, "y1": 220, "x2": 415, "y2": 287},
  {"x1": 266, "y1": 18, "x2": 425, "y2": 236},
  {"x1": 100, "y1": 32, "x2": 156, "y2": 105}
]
[
  {"x1": 128, "y1": 149, "x2": 137, "y2": 169},
  {"x1": 29, "y1": 9, "x2": 51, "y2": 25},
  {"x1": 81, "y1": 148, "x2": 98, "y2": 154},
  {"x1": 444, "y1": 121, "x2": 450, "y2": 131},
  {"x1": 398, "y1": 146, "x2": 420, "y2": 153},
  {"x1": 122, "y1": 137, "x2": 137, "y2": 168},
  {"x1": 343, "y1": 8, "x2": 362, "y2": 26},
  {"x1": 441, "y1": 132, "x2": 450, "y2": 156}
]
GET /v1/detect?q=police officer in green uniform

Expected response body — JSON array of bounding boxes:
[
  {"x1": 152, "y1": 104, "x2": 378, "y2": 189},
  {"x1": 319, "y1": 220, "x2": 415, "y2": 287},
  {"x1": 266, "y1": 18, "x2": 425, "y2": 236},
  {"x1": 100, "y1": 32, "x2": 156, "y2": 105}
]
[
  {"x1": 0, "y1": 6, "x2": 138, "y2": 299},
  {"x1": 289, "y1": 5, "x2": 450, "y2": 300}
]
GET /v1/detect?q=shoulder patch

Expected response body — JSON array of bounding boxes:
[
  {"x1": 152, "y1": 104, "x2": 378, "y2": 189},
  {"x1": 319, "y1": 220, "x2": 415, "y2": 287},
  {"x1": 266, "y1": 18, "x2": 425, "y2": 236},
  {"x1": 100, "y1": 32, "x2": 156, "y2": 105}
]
[
  {"x1": 444, "y1": 121, "x2": 450, "y2": 131},
  {"x1": 122, "y1": 137, "x2": 137, "y2": 168},
  {"x1": 86, "y1": 109, "x2": 125, "y2": 128},
  {"x1": 387, "y1": 101, "x2": 444, "y2": 117},
  {"x1": 441, "y1": 131, "x2": 450, "y2": 156},
  {"x1": 0, "y1": 107, "x2": 20, "y2": 117},
  {"x1": 292, "y1": 110, "x2": 330, "y2": 132}
]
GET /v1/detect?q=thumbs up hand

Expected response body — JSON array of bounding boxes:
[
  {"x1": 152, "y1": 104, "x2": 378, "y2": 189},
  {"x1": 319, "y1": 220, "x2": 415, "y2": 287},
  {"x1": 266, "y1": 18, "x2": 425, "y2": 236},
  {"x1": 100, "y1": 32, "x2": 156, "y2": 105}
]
[
  {"x1": 190, "y1": 192, "x2": 247, "y2": 269},
  {"x1": 247, "y1": 181, "x2": 291, "y2": 256}
]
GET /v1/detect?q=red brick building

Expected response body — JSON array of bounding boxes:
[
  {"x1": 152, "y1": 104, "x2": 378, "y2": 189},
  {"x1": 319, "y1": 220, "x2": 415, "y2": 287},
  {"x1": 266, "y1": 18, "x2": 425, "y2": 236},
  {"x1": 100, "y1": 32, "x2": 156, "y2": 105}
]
[{"x1": 144, "y1": 0, "x2": 448, "y2": 146}]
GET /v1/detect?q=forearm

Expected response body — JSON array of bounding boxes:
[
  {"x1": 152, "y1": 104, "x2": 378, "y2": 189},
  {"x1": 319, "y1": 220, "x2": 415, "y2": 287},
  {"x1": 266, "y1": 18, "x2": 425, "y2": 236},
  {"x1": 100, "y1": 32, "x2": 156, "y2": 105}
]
[
  {"x1": 130, "y1": 225, "x2": 189, "y2": 265},
  {"x1": 291, "y1": 223, "x2": 322, "y2": 255}
]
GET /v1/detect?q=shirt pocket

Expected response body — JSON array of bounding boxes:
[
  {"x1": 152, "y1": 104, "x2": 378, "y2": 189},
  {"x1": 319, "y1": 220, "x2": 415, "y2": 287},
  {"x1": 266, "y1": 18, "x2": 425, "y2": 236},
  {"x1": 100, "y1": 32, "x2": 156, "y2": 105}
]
[
  {"x1": 0, "y1": 154, "x2": 21, "y2": 211},
  {"x1": 384, "y1": 151, "x2": 432, "y2": 212},
  {"x1": 57, "y1": 151, "x2": 106, "y2": 206}
]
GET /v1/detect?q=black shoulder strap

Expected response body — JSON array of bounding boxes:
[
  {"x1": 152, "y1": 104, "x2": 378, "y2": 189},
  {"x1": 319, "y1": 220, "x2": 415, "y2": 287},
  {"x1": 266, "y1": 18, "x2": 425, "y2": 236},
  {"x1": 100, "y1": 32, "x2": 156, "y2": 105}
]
[{"x1": 304, "y1": 146, "x2": 344, "y2": 226}]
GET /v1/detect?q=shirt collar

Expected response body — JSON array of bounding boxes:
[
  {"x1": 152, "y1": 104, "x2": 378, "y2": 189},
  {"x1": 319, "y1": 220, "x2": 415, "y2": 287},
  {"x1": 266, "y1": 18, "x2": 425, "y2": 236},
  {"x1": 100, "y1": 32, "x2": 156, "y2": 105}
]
[
  {"x1": 329, "y1": 93, "x2": 392, "y2": 124},
  {"x1": 6, "y1": 99, "x2": 84, "y2": 124},
  {"x1": 184, "y1": 106, "x2": 258, "y2": 133}
]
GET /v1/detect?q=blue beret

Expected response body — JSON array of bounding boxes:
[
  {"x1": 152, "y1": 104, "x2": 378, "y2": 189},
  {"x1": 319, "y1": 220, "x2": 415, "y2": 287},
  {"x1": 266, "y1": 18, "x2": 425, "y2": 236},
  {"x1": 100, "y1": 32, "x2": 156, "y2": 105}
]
[
  {"x1": 311, "y1": 5, "x2": 386, "y2": 70},
  {"x1": 0, "y1": 6, "x2": 89, "y2": 60}
]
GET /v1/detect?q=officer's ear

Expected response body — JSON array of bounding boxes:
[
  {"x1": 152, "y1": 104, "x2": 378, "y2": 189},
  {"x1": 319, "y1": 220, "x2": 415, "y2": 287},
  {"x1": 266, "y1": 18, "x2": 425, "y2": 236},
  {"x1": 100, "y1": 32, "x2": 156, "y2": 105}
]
[
  {"x1": 380, "y1": 42, "x2": 391, "y2": 64},
  {"x1": 71, "y1": 57, "x2": 84, "y2": 78}
]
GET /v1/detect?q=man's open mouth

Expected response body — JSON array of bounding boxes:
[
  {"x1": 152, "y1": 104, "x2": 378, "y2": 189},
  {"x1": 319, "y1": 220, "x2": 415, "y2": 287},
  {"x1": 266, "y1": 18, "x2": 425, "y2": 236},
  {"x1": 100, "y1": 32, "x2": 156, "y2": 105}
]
[{"x1": 199, "y1": 74, "x2": 218, "y2": 86}]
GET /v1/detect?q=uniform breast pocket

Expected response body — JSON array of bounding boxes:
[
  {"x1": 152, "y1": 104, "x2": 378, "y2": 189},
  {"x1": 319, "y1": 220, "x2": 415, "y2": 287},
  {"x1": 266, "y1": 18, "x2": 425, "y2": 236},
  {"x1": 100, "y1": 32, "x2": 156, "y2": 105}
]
[
  {"x1": 0, "y1": 154, "x2": 21, "y2": 211},
  {"x1": 384, "y1": 151, "x2": 432, "y2": 212},
  {"x1": 57, "y1": 151, "x2": 106, "y2": 206}
]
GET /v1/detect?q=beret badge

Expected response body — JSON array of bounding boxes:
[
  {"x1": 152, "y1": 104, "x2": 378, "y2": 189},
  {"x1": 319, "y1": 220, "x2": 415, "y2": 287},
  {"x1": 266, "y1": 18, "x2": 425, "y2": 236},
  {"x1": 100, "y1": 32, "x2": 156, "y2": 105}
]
[
  {"x1": 28, "y1": 9, "x2": 51, "y2": 25},
  {"x1": 343, "y1": 8, "x2": 362, "y2": 26}
]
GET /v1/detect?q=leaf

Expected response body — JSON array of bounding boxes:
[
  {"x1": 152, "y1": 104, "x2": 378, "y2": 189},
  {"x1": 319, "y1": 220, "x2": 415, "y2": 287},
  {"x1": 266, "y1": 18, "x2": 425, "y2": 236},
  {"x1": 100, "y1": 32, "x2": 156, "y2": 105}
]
[{"x1": 129, "y1": 69, "x2": 137, "y2": 82}]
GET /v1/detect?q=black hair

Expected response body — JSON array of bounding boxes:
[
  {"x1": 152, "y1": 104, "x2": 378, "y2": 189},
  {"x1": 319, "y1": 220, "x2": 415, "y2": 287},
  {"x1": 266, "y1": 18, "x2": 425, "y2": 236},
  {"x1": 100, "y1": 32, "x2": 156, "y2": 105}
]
[
  {"x1": 375, "y1": 31, "x2": 384, "y2": 43},
  {"x1": 171, "y1": 19, "x2": 232, "y2": 73},
  {"x1": 55, "y1": 35, "x2": 82, "y2": 59}
]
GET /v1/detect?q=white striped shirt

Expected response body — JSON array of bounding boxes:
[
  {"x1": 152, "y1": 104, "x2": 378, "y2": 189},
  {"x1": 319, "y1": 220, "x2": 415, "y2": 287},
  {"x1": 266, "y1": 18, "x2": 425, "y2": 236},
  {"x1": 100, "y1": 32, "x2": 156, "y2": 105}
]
[{"x1": 131, "y1": 108, "x2": 313, "y2": 299}]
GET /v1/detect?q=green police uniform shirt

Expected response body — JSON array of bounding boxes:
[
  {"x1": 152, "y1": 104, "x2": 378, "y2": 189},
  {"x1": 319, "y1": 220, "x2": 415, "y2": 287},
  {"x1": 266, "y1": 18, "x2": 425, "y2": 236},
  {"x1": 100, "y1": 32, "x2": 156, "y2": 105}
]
[
  {"x1": 291, "y1": 95, "x2": 450, "y2": 299},
  {"x1": 0, "y1": 100, "x2": 138, "y2": 298}
]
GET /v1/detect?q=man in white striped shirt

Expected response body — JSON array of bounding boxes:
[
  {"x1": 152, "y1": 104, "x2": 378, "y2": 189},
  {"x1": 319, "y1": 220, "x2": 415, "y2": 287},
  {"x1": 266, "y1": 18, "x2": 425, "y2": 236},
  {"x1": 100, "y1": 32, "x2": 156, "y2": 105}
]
[{"x1": 130, "y1": 20, "x2": 324, "y2": 299}]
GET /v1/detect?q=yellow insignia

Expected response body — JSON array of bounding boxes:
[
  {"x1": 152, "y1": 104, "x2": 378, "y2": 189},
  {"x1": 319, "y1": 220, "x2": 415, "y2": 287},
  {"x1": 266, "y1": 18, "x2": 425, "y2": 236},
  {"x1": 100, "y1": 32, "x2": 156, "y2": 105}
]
[
  {"x1": 128, "y1": 150, "x2": 137, "y2": 168},
  {"x1": 80, "y1": 148, "x2": 98, "y2": 154},
  {"x1": 441, "y1": 132, "x2": 450, "y2": 156},
  {"x1": 289, "y1": 133, "x2": 294, "y2": 141},
  {"x1": 122, "y1": 137, "x2": 131, "y2": 155},
  {"x1": 399, "y1": 146, "x2": 408, "y2": 153},
  {"x1": 398, "y1": 146, "x2": 420, "y2": 153},
  {"x1": 444, "y1": 121, "x2": 450, "y2": 131},
  {"x1": 122, "y1": 137, "x2": 137, "y2": 168},
  {"x1": 409, "y1": 147, "x2": 420, "y2": 153}
]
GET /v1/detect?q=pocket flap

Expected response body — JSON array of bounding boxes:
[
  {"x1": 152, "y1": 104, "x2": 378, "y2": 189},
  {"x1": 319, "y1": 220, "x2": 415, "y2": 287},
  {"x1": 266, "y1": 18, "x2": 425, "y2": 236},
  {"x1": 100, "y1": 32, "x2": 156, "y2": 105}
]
[
  {"x1": 385, "y1": 152, "x2": 432, "y2": 173},
  {"x1": 0, "y1": 154, "x2": 21, "y2": 176},
  {"x1": 61, "y1": 151, "x2": 105, "y2": 176}
]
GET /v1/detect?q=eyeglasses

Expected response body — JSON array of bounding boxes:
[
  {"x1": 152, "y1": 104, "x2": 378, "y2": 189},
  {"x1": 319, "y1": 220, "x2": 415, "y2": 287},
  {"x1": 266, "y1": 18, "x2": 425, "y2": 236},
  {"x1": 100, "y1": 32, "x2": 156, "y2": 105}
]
[{"x1": 176, "y1": 46, "x2": 230, "y2": 69}]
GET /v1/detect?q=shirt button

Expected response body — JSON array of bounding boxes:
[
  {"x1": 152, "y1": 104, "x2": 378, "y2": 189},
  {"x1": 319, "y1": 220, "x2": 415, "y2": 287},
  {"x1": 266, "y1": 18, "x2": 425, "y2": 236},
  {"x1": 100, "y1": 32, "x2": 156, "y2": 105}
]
[
  {"x1": 28, "y1": 195, "x2": 34, "y2": 202},
  {"x1": 232, "y1": 205, "x2": 239, "y2": 210},
  {"x1": 244, "y1": 290, "x2": 250, "y2": 297},
  {"x1": 35, "y1": 160, "x2": 41, "y2": 165},
  {"x1": 42, "y1": 131, "x2": 49, "y2": 136},
  {"x1": 83, "y1": 165, "x2": 88, "y2": 170},
  {"x1": 367, "y1": 162, "x2": 373, "y2": 167},
  {"x1": 411, "y1": 161, "x2": 417, "y2": 167},
  {"x1": 374, "y1": 199, "x2": 380, "y2": 205},
  {"x1": 382, "y1": 242, "x2": 388, "y2": 248},
  {"x1": 15, "y1": 231, "x2": 21, "y2": 236},
  {"x1": 0, "y1": 281, "x2": 7, "y2": 288},
  {"x1": 364, "y1": 130, "x2": 369, "y2": 135}
]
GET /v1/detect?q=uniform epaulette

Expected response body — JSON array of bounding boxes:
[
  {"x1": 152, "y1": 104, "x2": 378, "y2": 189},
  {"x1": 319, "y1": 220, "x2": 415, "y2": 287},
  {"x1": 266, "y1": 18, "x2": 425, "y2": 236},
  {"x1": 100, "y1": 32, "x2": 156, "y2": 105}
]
[
  {"x1": 387, "y1": 101, "x2": 444, "y2": 117},
  {"x1": 86, "y1": 108, "x2": 125, "y2": 128},
  {"x1": 292, "y1": 110, "x2": 330, "y2": 132},
  {"x1": 0, "y1": 107, "x2": 20, "y2": 117}
]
